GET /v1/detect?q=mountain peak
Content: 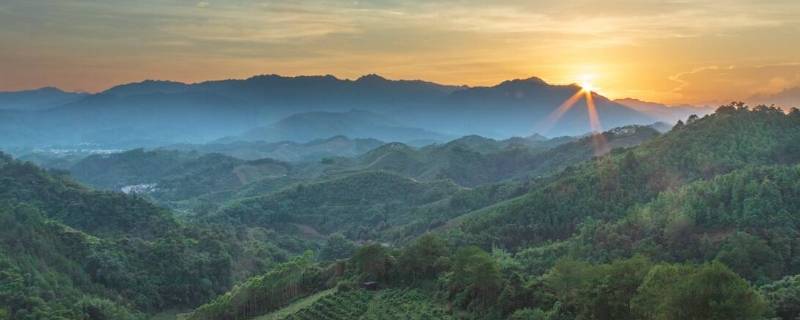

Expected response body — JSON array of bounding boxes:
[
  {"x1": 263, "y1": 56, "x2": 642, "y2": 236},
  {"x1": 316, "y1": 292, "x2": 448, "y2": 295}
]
[
  {"x1": 356, "y1": 74, "x2": 389, "y2": 83},
  {"x1": 496, "y1": 76, "x2": 549, "y2": 87},
  {"x1": 104, "y1": 80, "x2": 188, "y2": 97}
]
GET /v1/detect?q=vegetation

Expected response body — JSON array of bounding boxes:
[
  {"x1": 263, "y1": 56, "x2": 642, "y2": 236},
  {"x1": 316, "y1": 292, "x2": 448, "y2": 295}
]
[
  {"x1": 3, "y1": 104, "x2": 800, "y2": 319},
  {"x1": 0, "y1": 153, "x2": 313, "y2": 319}
]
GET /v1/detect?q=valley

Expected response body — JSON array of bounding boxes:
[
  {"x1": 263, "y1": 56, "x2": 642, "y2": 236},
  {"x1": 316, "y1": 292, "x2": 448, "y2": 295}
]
[{"x1": 1, "y1": 101, "x2": 799, "y2": 319}]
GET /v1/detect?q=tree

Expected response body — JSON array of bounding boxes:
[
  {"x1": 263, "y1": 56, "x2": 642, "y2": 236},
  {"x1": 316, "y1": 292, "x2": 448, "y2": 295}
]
[
  {"x1": 760, "y1": 275, "x2": 800, "y2": 320},
  {"x1": 546, "y1": 257, "x2": 652, "y2": 320},
  {"x1": 350, "y1": 243, "x2": 392, "y2": 282},
  {"x1": 397, "y1": 234, "x2": 448, "y2": 282},
  {"x1": 448, "y1": 246, "x2": 503, "y2": 310},
  {"x1": 634, "y1": 262, "x2": 766, "y2": 320},
  {"x1": 319, "y1": 234, "x2": 356, "y2": 261},
  {"x1": 715, "y1": 232, "x2": 782, "y2": 283}
]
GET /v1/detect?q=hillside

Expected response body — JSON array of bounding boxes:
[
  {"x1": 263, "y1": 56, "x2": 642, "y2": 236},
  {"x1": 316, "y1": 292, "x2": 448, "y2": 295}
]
[
  {"x1": 0, "y1": 153, "x2": 317, "y2": 318},
  {"x1": 457, "y1": 105, "x2": 800, "y2": 250},
  {"x1": 353, "y1": 125, "x2": 658, "y2": 187},
  {"x1": 210, "y1": 171, "x2": 462, "y2": 240},
  {"x1": 68, "y1": 149, "x2": 294, "y2": 208},
  {"x1": 188, "y1": 105, "x2": 800, "y2": 320}
]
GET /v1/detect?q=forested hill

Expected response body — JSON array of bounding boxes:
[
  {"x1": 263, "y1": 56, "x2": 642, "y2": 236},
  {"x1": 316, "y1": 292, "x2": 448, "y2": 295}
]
[
  {"x1": 0, "y1": 153, "x2": 316, "y2": 319},
  {"x1": 189, "y1": 105, "x2": 800, "y2": 320},
  {"x1": 457, "y1": 105, "x2": 800, "y2": 249},
  {"x1": 0, "y1": 152, "x2": 175, "y2": 238},
  {"x1": 4, "y1": 105, "x2": 800, "y2": 320},
  {"x1": 70, "y1": 149, "x2": 292, "y2": 202},
  {"x1": 350, "y1": 125, "x2": 657, "y2": 187},
  {"x1": 209, "y1": 171, "x2": 462, "y2": 240}
]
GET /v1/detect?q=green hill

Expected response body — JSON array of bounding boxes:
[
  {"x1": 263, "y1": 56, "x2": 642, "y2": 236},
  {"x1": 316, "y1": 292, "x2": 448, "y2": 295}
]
[
  {"x1": 353, "y1": 126, "x2": 657, "y2": 187},
  {"x1": 176, "y1": 105, "x2": 800, "y2": 320},
  {"x1": 211, "y1": 171, "x2": 461, "y2": 240},
  {"x1": 457, "y1": 106, "x2": 800, "y2": 250},
  {"x1": 0, "y1": 153, "x2": 313, "y2": 319}
]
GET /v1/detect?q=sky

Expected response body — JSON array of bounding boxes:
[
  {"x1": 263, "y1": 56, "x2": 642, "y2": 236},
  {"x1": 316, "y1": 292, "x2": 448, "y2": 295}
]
[{"x1": 1, "y1": 0, "x2": 799, "y2": 105}]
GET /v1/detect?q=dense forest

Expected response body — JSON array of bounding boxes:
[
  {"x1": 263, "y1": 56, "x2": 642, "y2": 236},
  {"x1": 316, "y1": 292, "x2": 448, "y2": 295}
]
[{"x1": 2, "y1": 104, "x2": 800, "y2": 319}]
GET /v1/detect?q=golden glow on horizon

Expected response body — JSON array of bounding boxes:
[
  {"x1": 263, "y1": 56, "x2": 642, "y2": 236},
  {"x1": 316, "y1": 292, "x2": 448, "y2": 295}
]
[{"x1": 1, "y1": 0, "x2": 799, "y2": 106}]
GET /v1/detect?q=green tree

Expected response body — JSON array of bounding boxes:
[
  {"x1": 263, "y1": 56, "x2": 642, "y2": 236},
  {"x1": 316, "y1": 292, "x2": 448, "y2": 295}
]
[
  {"x1": 760, "y1": 274, "x2": 800, "y2": 320},
  {"x1": 350, "y1": 243, "x2": 392, "y2": 282},
  {"x1": 634, "y1": 262, "x2": 766, "y2": 320},
  {"x1": 448, "y1": 246, "x2": 503, "y2": 310},
  {"x1": 319, "y1": 234, "x2": 356, "y2": 261},
  {"x1": 397, "y1": 234, "x2": 448, "y2": 282}
]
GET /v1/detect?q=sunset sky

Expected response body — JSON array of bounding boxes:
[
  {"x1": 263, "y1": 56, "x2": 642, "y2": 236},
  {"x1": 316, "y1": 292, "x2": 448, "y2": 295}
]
[{"x1": 2, "y1": 0, "x2": 799, "y2": 105}]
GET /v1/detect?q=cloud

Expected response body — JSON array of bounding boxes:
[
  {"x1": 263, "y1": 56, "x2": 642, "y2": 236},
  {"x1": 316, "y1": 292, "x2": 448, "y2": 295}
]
[
  {"x1": 748, "y1": 87, "x2": 800, "y2": 109},
  {"x1": 669, "y1": 63, "x2": 800, "y2": 104},
  {"x1": 1, "y1": 0, "x2": 800, "y2": 97}
]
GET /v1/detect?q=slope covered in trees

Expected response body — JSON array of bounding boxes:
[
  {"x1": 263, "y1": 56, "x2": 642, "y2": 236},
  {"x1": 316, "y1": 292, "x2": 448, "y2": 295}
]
[
  {"x1": 457, "y1": 105, "x2": 800, "y2": 250},
  {"x1": 3, "y1": 104, "x2": 800, "y2": 320},
  {"x1": 0, "y1": 153, "x2": 314, "y2": 319},
  {"x1": 194, "y1": 105, "x2": 800, "y2": 320},
  {"x1": 352, "y1": 125, "x2": 656, "y2": 187},
  {"x1": 210, "y1": 171, "x2": 462, "y2": 240}
]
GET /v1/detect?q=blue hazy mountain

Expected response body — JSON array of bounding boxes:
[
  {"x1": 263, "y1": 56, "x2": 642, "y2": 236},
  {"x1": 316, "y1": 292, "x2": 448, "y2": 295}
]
[
  {"x1": 235, "y1": 110, "x2": 451, "y2": 144},
  {"x1": 0, "y1": 87, "x2": 87, "y2": 110},
  {"x1": 0, "y1": 74, "x2": 688, "y2": 148},
  {"x1": 614, "y1": 97, "x2": 714, "y2": 122}
]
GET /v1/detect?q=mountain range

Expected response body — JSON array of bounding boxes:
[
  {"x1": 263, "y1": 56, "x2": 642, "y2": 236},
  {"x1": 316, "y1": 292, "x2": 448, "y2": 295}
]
[
  {"x1": 0, "y1": 87, "x2": 87, "y2": 111},
  {"x1": 0, "y1": 74, "x2": 710, "y2": 149}
]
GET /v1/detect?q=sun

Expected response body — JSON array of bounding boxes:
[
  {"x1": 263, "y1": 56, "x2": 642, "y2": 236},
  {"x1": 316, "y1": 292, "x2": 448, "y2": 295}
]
[{"x1": 578, "y1": 74, "x2": 595, "y2": 92}]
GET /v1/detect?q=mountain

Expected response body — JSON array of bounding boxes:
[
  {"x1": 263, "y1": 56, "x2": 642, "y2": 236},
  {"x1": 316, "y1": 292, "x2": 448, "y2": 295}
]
[
  {"x1": 235, "y1": 110, "x2": 450, "y2": 144},
  {"x1": 68, "y1": 149, "x2": 294, "y2": 205},
  {"x1": 457, "y1": 105, "x2": 800, "y2": 250},
  {"x1": 747, "y1": 87, "x2": 800, "y2": 110},
  {"x1": 614, "y1": 97, "x2": 714, "y2": 123},
  {"x1": 209, "y1": 171, "x2": 462, "y2": 240},
  {"x1": 167, "y1": 135, "x2": 385, "y2": 162},
  {"x1": 1, "y1": 74, "x2": 692, "y2": 149},
  {"x1": 429, "y1": 77, "x2": 661, "y2": 137},
  {"x1": 0, "y1": 151, "x2": 325, "y2": 318},
  {"x1": 191, "y1": 104, "x2": 798, "y2": 320},
  {"x1": 351, "y1": 125, "x2": 657, "y2": 187},
  {"x1": 0, "y1": 87, "x2": 87, "y2": 110},
  {"x1": 4, "y1": 104, "x2": 799, "y2": 320}
]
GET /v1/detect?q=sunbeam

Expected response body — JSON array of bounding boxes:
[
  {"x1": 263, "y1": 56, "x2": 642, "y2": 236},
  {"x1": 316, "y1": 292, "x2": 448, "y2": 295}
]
[
  {"x1": 537, "y1": 89, "x2": 584, "y2": 134},
  {"x1": 584, "y1": 91, "x2": 609, "y2": 156}
]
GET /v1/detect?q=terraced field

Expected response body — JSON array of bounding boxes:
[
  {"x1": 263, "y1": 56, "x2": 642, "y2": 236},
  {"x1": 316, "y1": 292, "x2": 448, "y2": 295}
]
[{"x1": 279, "y1": 288, "x2": 454, "y2": 320}]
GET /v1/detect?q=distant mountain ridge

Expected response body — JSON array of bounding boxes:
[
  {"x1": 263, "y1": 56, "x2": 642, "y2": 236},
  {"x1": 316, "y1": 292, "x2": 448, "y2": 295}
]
[
  {"x1": 614, "y1": 98, "x2": 714, "y2": 122},
  {"x1": 0, "y1": 87, "x2": 87, "y2": 110},
  {"x1": 2, "y1": 74, "x2": 696, "y2": 148},
  {"x1": 235, "y1": 110, "x2": 451, "y2": 144},
  {"x1": 747, "y1": 87, "x2": 800, "y2": 110},
  {"x1": 166, "y1": 135, "x2": 385, "y2": 162}
]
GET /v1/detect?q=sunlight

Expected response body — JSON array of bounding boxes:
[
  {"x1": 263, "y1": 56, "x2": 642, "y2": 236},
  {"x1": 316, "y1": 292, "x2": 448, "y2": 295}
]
[
  {"x1": 584, "y1": 91, "x2": 609, "y2": 156},
  {"x1": 538, "y1": 73, "x2": 609, "y2": 156},
  {"x1": 578, "y1": 74, "x2": 595, "y2": 92},
  {"x1": 536, "y1": 89, "x2": 585, "y2": 133}
]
